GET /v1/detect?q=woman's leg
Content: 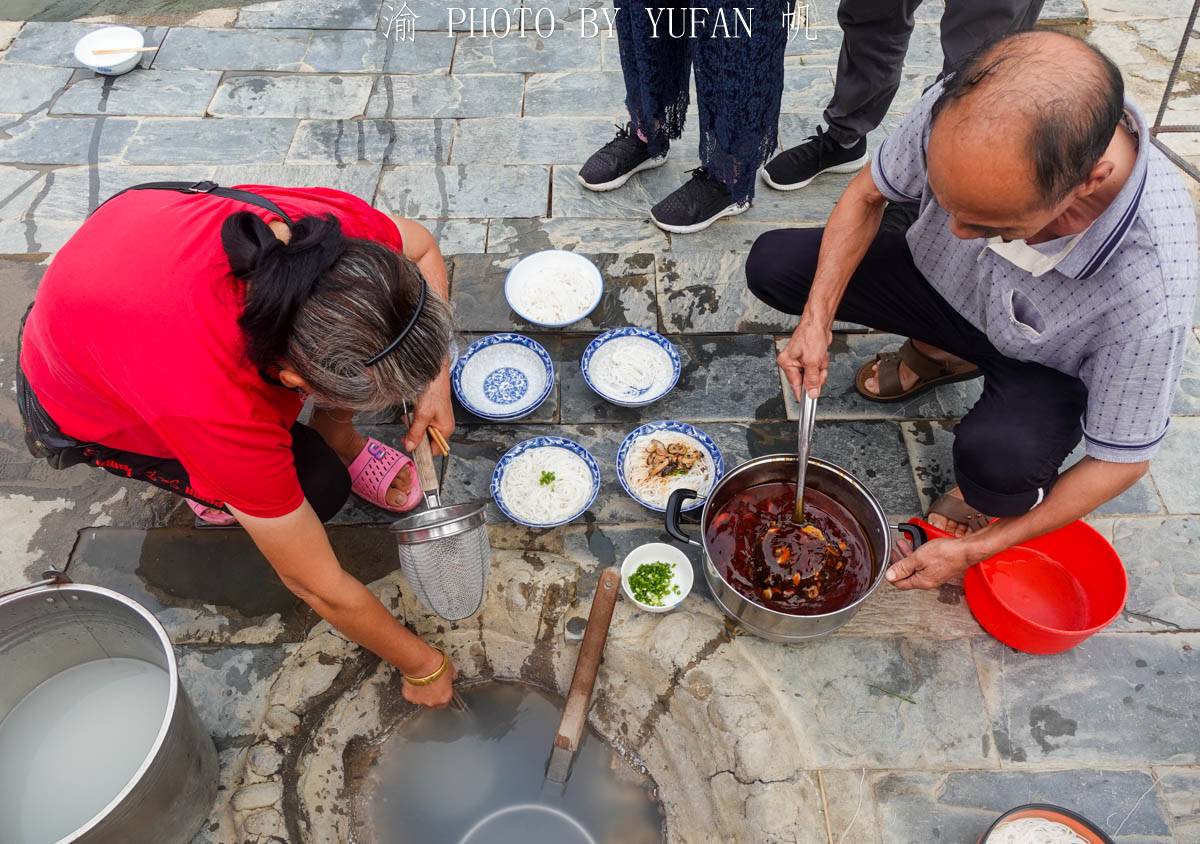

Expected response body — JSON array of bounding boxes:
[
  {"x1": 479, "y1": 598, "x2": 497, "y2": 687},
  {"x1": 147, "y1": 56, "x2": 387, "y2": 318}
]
[
  {"x1": 692, "y1": 0, "x2": 788, "y2": 202},
  {"x1": 614, "y1": 0, "x2": 693, "y2": 153},
  {"x1": 289, "y1": 423, "x2": 352, "y2": 522}
]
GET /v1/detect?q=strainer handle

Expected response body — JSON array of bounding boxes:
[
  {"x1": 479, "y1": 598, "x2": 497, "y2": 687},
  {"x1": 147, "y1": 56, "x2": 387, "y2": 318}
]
[{"x1": 413, "y1": 431, "x2": 440, "y2": 500}]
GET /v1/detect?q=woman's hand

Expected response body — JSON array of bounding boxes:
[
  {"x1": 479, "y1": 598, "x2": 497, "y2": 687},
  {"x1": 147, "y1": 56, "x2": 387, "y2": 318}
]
[
  {"x1": 778, "y1": 315, "x2": 833, "y2": 400},
  {"x1": 404, "y1": 365, "x2": 455, "y2": 453},
  {"x1": 402, "y1": 652, "x2": 456, "y2": 708},
  {"x1": 885, "y1": 535, "x2": 976, "y2": 590}
]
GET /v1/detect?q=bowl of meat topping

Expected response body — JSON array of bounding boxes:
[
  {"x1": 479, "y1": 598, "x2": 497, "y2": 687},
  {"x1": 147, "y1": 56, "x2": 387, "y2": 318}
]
[
  {"x1": 617, "y1": 421, "x2": 723, "y2": 513},
  {"x1": 452, "y1": 333, "x2": 555, "y2": 421},
  {"x1": 581, "y1": 327, "x2": 680, "y2": 407},
  {"x1": 620, "y1": 543, "x2": 694, "y2": 613},
  {"x1": 504, "y1": 250, "x2": 603, "y2": 328},
  {"x1": 491, "y1": 436, "x2": 600, "y2": 528}
]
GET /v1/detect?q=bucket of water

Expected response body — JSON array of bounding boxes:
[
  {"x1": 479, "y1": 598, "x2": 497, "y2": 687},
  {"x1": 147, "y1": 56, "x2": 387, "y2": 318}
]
[{"x1": 0, "y1": 571, "x2": 218, "y2": 844}]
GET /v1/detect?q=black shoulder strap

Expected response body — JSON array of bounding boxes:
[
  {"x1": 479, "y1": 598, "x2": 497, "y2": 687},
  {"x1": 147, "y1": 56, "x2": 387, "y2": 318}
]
[{"x1": 94, "y1": 180, "x2": 295, "y2": 227}]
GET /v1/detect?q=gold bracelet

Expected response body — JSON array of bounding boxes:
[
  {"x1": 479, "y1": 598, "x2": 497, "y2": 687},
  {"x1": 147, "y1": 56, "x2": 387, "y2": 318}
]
[{"x1": 403, "y1": 649, "x2": 447, "y2": 686}]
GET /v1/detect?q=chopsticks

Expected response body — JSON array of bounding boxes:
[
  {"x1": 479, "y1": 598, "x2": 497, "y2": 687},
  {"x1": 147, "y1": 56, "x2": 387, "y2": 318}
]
[
  {"x1": 428, "y1": 426, "x2": 450, "y2": 458},
  {"x1": 91, "y1": 46, "x2": 159, "y2": 55}
]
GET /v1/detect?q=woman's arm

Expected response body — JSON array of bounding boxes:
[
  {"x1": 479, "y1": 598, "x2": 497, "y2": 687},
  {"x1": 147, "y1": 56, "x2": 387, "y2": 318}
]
[{"x1": 230, "y1": 500, "x2": 455, "y2": 707}]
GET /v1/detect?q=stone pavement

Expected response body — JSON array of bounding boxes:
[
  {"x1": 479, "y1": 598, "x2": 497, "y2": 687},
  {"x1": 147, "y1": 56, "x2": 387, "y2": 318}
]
[{"x1": 1, "y1": 1, "x2": 1199, "y2": 842}]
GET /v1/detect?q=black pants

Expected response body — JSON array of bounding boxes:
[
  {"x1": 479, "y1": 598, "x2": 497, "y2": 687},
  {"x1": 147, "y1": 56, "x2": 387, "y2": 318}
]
[
  {"x1": 19, "y1": 376, "x2": 350, "y2": 522},
  {"x1": 745, "y1": 227, "x2": 1087, "y2": 517}
]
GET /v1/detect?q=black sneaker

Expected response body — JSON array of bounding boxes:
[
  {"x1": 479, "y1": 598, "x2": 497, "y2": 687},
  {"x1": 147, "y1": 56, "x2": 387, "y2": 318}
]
[
  {"x1": 578, "y1": 123, "x2": 669, "y2": 192},
  {"x1": 761, "y1": 126, "x2": 868, "y2": 191},
  {"x1": 650, "y1": 168, "x2": 750, "y2": 234}
]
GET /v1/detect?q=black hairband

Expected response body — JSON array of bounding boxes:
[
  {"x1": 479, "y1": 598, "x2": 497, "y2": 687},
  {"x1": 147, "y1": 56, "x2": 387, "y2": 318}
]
[{"x1": 363, "y1": 280, "x2": 428, "y2": 367}]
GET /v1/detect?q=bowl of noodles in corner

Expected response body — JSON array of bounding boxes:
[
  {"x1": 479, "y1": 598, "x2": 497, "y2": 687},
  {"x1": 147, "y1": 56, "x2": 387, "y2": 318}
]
[
  {"x1": 504, "y1": 250, "x2": 603, "y2": 328},
  {"x1": 617, "y1": 421, "x2": 723, "y2": 513},
  {"x1": 491, "y1": 436, "x2": 601, "y2": 528},
  {"x1": 980, "y1": 804, "x2": 1113, "y2": 844}
]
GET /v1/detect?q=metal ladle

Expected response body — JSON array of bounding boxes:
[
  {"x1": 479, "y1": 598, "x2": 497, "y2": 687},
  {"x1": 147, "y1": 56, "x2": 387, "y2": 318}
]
[{"x1": 793, "y1": 391, "x2": 818, "y2": 523}]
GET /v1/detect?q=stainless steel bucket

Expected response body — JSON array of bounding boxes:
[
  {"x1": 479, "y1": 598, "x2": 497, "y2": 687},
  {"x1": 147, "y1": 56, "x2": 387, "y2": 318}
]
[
  {"x1": 664, "y1": 454, "x2": 920, "y2": 642},
  {"x1": 0, "y1": 572, "x2": 218, "y2": 843}
]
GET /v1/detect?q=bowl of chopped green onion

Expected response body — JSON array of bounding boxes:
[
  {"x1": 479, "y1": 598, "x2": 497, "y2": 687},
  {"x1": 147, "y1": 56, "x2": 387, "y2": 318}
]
[{"x1": 620, "y1": 543, "x2": 693, "y2": 613}]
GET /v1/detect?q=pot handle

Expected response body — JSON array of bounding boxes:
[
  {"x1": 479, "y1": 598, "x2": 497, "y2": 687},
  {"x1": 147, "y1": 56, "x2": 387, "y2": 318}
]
[
  {"x1": 894, "y1": 522, "x2": 926, "y2": 551},
  {"x1": 0, "y1": 567, "x2": 71, "y2": 601},
  {"x1": 664, "y1": 489, "x2": 702, "y2": 548}
]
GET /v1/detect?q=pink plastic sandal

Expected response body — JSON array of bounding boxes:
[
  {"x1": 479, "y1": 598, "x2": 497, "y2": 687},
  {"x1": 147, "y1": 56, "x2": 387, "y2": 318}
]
[
  {"x1": 348, "y1": 437, "x2": 423, "y2": 513},
  {"x1": 186, "y1": 498, "x2": 238, "y2": 526}
]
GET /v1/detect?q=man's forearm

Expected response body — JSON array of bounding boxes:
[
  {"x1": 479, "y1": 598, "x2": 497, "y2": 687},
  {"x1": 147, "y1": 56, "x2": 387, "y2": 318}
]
[
  {"x1": 960, "y1": 456, "x2": 1147, "y2": 562},
  {"x1": 803, "y1": 169, "x2": 889, "y2": 327}
]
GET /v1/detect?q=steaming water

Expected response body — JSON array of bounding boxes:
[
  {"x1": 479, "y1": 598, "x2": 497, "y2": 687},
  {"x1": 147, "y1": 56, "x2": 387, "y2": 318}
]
[
  {"x1": 0, "y1": 657, "x2": 170, "y2": 844},
  {"x1": 360, "y1": 681, "x2": 664, "y2": 844}
]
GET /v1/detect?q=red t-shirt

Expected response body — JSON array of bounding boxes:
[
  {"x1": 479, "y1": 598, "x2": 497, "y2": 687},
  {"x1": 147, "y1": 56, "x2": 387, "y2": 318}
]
[{"x1": 20, "y1": 185, "x2": 403, "y2": 518}]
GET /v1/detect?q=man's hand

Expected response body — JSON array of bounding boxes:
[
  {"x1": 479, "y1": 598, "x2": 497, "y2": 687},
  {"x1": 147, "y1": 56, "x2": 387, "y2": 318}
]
[
  {"x1": 402, "y1": 657, "x2": 456, "y2": 709},
  {"x1": 404, "y1": 365, "x2": 454, "y2": 453},
  {"x1": 885, "y1": 535, "x2": 975, "y2": 590},
  {"x1": 778, "y1": 316, "x2": 833, "y2": 399}
]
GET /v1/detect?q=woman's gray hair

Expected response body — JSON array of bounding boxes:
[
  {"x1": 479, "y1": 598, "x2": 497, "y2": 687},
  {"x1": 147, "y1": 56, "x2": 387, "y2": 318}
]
[{"x1": 287, "y1": 240, "x2": 455, "y2": 411}]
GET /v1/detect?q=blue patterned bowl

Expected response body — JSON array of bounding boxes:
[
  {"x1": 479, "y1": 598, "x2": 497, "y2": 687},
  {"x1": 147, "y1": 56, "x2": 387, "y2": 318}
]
[
  {"x1": 616, "y1": 421, "x2": 724, "y2": 513},
  {"x1": 504, "y1": 250, "x2": 604, "y2": 328},
  {"x1": 451, "y1": 334, "x2": 555, "y2": 421},
  {"x1": 580, "y1": 328, "x2": 681, "y2": 407},
  {"x1": 491, "y1": 436, "x2": 601, "y2": 528}
]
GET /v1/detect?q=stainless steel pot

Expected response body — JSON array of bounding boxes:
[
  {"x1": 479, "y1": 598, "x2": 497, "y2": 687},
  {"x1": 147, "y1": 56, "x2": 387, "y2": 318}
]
[
  {"x1": 665, "y1": 454, "x2": 920, "y2": 642},
  {"x1": 0, "y1": 571, "x2": 218, "y2": 843}
]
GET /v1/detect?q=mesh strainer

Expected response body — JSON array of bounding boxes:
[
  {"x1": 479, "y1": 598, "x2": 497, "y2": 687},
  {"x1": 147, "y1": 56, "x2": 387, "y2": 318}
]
[{"x1": 390, "y1": 433, "x2": 491, "y2": 621}]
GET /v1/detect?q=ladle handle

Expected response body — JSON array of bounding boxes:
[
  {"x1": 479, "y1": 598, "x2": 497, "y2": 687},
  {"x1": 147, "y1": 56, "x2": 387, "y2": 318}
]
[
  {"x1": 794, "y1": 392, "x2": 818, "y2": 522},
  {"x1": 555, "y1": 567, "x2": 621, "y2": 755},
  {"x1": 412, "y1": 432, "x2": 440, "y2": 508}
]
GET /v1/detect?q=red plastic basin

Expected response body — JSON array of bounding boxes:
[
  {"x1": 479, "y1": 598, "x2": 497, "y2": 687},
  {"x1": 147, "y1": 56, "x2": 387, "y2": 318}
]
[{"x1": 907, "y1": 519, "x2": 1127, "y2": 654}]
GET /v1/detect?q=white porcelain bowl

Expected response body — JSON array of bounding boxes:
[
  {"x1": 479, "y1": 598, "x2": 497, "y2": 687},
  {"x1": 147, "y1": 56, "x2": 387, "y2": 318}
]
[
  {"x1": 504, "y1": 250, "x2": 603, "y2": 327},
  {"x1": 74, "y1": 26, "x2": 144, "y2": 76},
  {"x1": 620, "y1": 542, "x2": 694, "y2": 613}
]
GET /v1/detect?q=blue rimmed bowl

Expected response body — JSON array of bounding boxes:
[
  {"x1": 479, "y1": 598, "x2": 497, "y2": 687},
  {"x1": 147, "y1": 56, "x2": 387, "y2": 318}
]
[
  {"x1": 617, "y1": 421, "x2": 724, "y2": 513},
  {"x1": 451, "y1": 333, "x2": 555, "y2": 421},
  {"x1": 504, "y1": 250, "x2": 604, "y2": 328},
  {"x1": 580, "y1": 327, "x2": 681, "y2": 407},
  {"x1": 491, "y1": 436, "x2": 601, "y2": 528}
]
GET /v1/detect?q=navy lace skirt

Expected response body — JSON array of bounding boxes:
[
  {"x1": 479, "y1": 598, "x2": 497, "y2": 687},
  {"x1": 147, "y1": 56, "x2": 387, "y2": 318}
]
[{"x1": 613, "y1": 0, "x2": 788, "y2": 202}]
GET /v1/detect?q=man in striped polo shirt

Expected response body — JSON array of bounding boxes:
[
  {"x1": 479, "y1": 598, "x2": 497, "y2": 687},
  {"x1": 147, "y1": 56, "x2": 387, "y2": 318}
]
[{"x1": 745, "y1": 30, "x2": 1197, "y2": 590}]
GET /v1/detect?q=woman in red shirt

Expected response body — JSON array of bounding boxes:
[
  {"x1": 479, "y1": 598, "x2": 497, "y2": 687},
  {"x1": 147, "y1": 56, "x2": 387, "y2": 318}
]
[{"x1": 19, "y1": 182, "x2": 459, "y2": 707}]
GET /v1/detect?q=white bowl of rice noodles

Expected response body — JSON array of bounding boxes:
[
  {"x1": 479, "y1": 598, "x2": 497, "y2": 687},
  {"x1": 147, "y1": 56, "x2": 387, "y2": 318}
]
[
  {"x1": 504, "y1": 250, "x2": 603, "y2": 327},
  {"x1": 980, "y1": 804, "x2": 1112, "y2": 844},
  {"x1": 491, "y1": 436, "x2": 600, "y2": 528}
]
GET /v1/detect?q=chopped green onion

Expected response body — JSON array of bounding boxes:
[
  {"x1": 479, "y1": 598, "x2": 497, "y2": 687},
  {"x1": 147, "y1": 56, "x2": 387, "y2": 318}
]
[
  {"x1": 629, "y1": 561, "x2": 678, "y2": 607},
  {"x1": 539, "y1": 470, "x2": 556, "y2": 487}
]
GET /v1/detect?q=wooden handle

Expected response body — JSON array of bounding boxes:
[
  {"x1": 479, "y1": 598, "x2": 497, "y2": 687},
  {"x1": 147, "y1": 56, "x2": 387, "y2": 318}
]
[
  {"x1": 412, "y1": 432, "x2": 439, "y2": 496},
  {"x1": 554, "y1": 567, "x2": 621, "y2": 754}
]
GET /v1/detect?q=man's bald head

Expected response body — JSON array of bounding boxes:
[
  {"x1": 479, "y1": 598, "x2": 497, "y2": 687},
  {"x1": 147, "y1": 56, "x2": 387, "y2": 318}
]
[{"x1": 931, "y1": 30, "x2": 1125, "y2": 206}]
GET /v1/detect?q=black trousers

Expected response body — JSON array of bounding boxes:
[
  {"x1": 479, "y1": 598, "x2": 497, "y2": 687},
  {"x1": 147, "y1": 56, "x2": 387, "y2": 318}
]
[{"x1": 745, "y1": 227, "x2": 1087, "y2": 517}]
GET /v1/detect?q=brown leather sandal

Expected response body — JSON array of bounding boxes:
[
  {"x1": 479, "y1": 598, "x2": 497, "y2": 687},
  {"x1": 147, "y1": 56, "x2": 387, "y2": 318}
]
[
  {"x1": 928, "y1": 492, "x2": 992, "y2": 533},
  {"x1": 855, "y1": 339, "x2": 981, "y2": 403}
]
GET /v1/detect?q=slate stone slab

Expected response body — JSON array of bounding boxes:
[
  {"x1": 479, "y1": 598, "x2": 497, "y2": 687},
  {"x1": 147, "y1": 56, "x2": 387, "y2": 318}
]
[
  {"x1": 664, "y1": 219, "x2": 785, "y2": 254},
  {"x1": 3, "y1": 22, "x2": 166, "y2": 68},
  {"x1": 1110, "y1": 516, "x2": 1200, "y2": 631},
  {"x1": 288, "y1": 118, "x2": 450, "y2": 164},
  {"x1": 658, "y1": 252, "x2": 796, "y2": 334},
  {"x1": 176, "y1": 644, "x2": 291, "y2": 744},
  {"x1": 365, "y1": 73, "x2": 524, "y2": 118},
  {"x1": 1157, "y1": 768, "x2": 1200, "y2": 843},
  {"x1": 0, "y1": 64, "x2": 71, "y2": 114},
  {"x1": 1041, "y1": 0, "x2": 1091, "y2": 22},
  {"x1": 303, "y1": 29, "x2": 456, "y2": 74},
  {"x1": 558, "y1": 333, "x2": 787, "y2": 423},
  {"x1": 1148, "y1": 417, "x2": 1200, "y2": 514},
  {"x1": 450, "y1": 116, "x2": 615, "y2": 164},
  {"x1": 68, "y1": 526, "x2": 406, "y2": 645},
  {"x1": 975, "y1": 633, "x2": 1200, "y2": 765},
  {"x1": 485, "y1": 217, "x2": 669, "y2": 255},
  {"x1": 51, "y1": 69, "x2": 222, "y2": 117},
  {"x1": 779, "y1": 64, "x2": 835, "y2": 113},
  {"x1": 124, "y1": 118, "x2": 298, "y2": 165},
  {"x1": 450, "y1": 252, "x2": 657, "y2": 332},
  {"x1": 210, "y1": 163, "x2": 382, "y2": 201},
  {"x1": 209, "y1": 74, "x2": 374, "y2": 119},
  {"x1": 735, "y1": 635, "x2": 993, "y2": 768},
  {"x1": 452, "y1": 332, "x2": 562, "y2": 425},
  {"x1": 783, "y1": 24, "x2": 843, "y2": 60},
  {"x1": 0, "y1": 115, "x2": 136, "y2": 165},
  {"x1": 522, "y1": 70, "x2": 628, "y2": 117},
  {"x1": 900, "y1": 419, "x2": 1164, "y2": 517},
  {"x1": 399, "y1": 0, "x2": 523, "y2": 30},
  {"x1": 236, "y1": 0, "x2": 383, "y2": 29},
  {"x1": 154, "y1": 27, "x2": 312, "y2": 72},
  {"x1": 823, "y1": 769, "x2": 1170, "y2": 844},
  {"x1": 452, "y1": 29, "x2": 602, "y2": 72},
  {"x1": 421, "y1": 217, "x2": 488, "y2": 254},
  {"x1": 376, "y1": 164, "x2": 548, "y2": 217}
]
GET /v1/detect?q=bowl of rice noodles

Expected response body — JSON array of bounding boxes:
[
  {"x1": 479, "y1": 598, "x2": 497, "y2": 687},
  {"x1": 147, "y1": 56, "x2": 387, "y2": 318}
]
[
  {"x1": 980, "y1": 804, "x2": 1113, "y2": 844},
  {"x1": 504, "y1": 250, "x2": 604, "y2": 328},
  {"x1": 491, "y1": 436, "x2": 601, "y2": 528}
]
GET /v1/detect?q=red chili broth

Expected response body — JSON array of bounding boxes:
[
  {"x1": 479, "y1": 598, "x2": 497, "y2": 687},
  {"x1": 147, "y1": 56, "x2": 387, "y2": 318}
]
[{"x1": 704, "y1": 482, "x2": 872, "y2": 615}]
